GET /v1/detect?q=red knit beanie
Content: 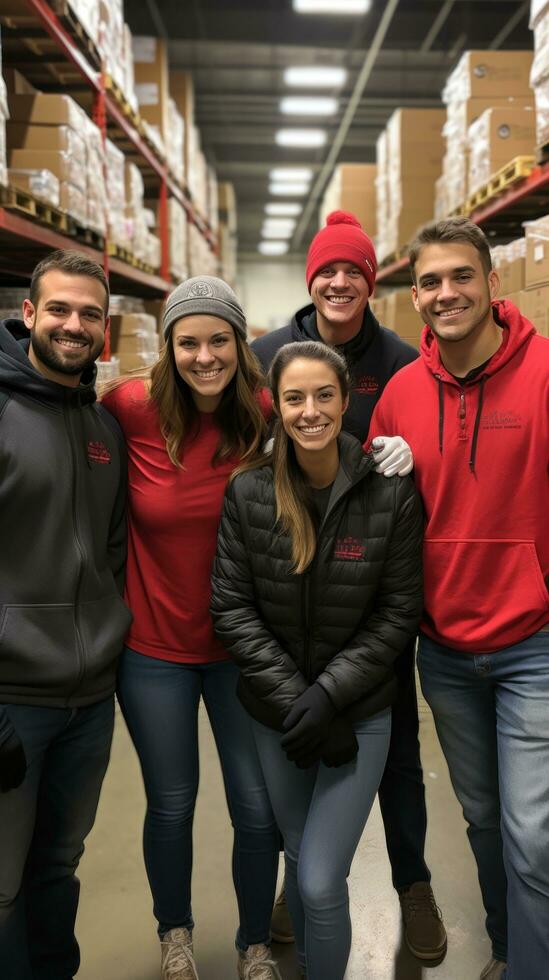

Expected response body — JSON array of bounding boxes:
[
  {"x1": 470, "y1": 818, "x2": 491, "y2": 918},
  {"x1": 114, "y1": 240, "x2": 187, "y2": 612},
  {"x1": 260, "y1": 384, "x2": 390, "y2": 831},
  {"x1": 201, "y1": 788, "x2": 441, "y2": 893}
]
[{"x1": 306, "y1": 210, "x2": 377, "y2": 294}]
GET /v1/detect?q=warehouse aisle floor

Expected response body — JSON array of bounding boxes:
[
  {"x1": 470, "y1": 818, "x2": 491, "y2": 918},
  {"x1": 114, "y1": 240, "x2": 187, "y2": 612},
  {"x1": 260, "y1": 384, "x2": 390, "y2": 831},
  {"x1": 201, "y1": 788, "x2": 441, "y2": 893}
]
[{"x1": 77, "y1": 687, "x2": 491, "y2": 980}]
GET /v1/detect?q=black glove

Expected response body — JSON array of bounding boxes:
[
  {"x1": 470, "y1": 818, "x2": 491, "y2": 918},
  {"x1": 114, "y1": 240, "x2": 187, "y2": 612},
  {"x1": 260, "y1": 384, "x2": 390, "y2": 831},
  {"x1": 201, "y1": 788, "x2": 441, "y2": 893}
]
[
  {"x1": 281, "y1": 684, "x2": 336, "y2": 759},
  {"x1": 321, "y1": 716, "x2": 359, "y2": 768},
  {"x1": 0, "y1": 726, "x2": 27, "y2": 793}
]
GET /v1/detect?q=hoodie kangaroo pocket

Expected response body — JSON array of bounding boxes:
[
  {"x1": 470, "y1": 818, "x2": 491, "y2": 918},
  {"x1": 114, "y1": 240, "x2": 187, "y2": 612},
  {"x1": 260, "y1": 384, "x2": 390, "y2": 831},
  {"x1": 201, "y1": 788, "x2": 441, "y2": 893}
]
[
  {"x1": 0, "y1": 603, "x2": 78, "y2": 688},
  {"x1": 423, "y1": 539, "x2": 549, "y2": 649}
]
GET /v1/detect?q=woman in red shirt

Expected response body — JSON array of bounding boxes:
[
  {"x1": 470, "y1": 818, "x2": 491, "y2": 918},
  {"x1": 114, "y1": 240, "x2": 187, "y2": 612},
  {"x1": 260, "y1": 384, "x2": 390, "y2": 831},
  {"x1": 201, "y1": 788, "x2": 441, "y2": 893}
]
[{"x1": 102, "y1": 277, "x2": 280, "y2": 980}]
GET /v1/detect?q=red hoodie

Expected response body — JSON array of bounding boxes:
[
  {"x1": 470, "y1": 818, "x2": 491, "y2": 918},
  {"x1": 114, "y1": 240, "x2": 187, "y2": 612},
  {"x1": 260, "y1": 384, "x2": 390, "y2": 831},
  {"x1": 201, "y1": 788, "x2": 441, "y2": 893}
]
[{"x1": 369, "y1": 300, "x2": 549, "y2": 653}]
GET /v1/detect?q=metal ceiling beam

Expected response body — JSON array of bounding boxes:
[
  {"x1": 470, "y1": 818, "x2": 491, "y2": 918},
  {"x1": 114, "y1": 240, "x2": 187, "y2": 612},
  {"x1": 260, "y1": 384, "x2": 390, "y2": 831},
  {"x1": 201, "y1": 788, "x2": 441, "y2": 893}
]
[
  {"x1": 489, "y1": 0, "x2": 529, "y2": 49},
  {"x1": 144, "y1": 0, "x2": 167, "y2": 40},
  {"x1": 420, "y1": 0, "x2": 456, "y2": 53},
  {"x1": 292, "y1": 0, "x2": 402, "y2": 248}
]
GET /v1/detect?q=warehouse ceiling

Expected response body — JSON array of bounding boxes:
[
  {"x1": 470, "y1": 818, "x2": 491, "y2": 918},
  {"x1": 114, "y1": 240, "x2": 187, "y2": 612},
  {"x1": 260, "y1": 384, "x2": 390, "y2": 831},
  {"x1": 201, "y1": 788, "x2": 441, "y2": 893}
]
[{"x1": 125, "y1": 0, "x2": 532, "y2": 258}]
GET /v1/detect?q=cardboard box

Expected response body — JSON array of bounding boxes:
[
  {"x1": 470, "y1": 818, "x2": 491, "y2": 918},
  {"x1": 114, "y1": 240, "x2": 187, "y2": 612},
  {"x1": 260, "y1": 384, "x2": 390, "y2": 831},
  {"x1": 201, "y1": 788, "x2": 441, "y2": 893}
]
[
  {"x1": 468, "y1": 106, "x2": 536, "y2": 192},
  {"x1": 498, "y1": 256, "x2": 526, "y2": 295},
  {"x1": 133, "y1": 36, "x2": 170, "y2": 139},
  {"x1": 59, "y1": 181, "x2": 87, "y2": 225},
  {"x1": 109, "y1": 313, "x2": 158, "y2": 352},
  {"x1": 7, "y1": 93, "x2": 86, "y2": 132},
  {"x1": 384, "y1": 289, "x2": 424, "y2": 346},
  {"x1": 8, "y1": 148, "x2": 84, "y2": 188},
  {"x1": 387, "y1": 108, "x2": 446, "y2": 146},
  {"x1": 321, "y1": 163, "x2": 377, "y2": 233},
  {"x1": 3, "y1": 68, "x2": 37, "y2": 95},
  {"x1": 525, "y1": 232, "x2": 549, "y2": 288},
  {"x1": 521, "y1": 284, "x2": 549, "y2": 336},
  {"x1": 444, "y1": 50, "x2": 533, "y2": 101},
  {"x1": 6, "y1": 123, "x2": 86, "y2": 167}
]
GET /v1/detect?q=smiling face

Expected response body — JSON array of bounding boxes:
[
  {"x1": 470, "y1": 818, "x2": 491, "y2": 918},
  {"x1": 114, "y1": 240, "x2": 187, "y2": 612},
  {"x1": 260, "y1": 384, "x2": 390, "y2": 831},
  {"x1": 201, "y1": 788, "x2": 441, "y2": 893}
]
[
  {"x1": 277, "y1": 356, "x2": 348, "y2": 456},
  {"x1": 310, "y1": 261, "x2": 370, "y2": 341},
  {"x1": 172, "y1": 314, "x2": 238, "y2": 411},
  {"x1": 22, "y1": 269, "x2": 108, "y2": 386},
  {"x1": 411, "y1": 242, "x2": 499, "y2": 346}
]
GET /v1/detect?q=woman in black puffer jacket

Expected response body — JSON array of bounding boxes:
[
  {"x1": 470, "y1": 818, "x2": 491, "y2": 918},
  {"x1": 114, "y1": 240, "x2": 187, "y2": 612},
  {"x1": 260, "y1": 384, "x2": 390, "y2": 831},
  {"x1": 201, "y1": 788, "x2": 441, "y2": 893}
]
[{"x1": 211, "y1": 341, "x2": 423, "y2": 980}]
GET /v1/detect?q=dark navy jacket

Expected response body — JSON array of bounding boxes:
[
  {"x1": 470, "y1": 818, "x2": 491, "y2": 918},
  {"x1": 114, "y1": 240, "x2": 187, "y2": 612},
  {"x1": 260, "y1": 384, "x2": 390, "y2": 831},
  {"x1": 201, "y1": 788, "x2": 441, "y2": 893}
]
[{"x1": 251, "y1": 303, "x2": 418, "y2": 443}]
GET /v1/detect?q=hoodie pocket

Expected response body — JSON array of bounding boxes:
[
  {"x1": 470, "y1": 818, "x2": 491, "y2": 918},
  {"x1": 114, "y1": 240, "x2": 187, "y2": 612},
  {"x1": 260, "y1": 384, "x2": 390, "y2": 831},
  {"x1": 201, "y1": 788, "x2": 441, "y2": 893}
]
[
  {"x1": 78, "y1": 594, "x2": 132, "y2": 680},
  {"x1": 0, "y1": 603, "x2": 78, "y2": 688},
  {"x1": 423, "y1": 539, "x2": 549, "y2": 650}
]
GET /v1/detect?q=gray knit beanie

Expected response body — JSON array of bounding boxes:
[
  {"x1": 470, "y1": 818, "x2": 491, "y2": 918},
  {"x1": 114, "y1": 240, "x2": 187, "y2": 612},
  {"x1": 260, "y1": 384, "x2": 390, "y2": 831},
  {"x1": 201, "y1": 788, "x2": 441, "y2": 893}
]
[{"x1": 163, "y1": 276, "x2": 247, "y2": 340}]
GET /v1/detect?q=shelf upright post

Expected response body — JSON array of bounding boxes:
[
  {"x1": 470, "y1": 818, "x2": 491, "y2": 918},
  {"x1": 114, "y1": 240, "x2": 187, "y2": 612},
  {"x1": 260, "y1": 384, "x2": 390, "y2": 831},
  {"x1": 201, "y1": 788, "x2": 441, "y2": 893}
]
[{"x1": 93, "y1": 74, "x2": 111, "y2": 360}]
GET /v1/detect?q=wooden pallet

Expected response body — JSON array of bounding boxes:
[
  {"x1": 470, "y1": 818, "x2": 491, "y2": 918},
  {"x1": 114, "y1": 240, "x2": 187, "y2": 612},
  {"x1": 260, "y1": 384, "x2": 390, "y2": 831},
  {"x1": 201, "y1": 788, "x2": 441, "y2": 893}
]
[
  {"x1": 465, "y1": 155, "x2": 536, "y2": 214},
  {"x1": 104, "y1": 74, "x2": 141, "y2": 131},
  {"x1": 49, "y1": 0, "x2": 102, "y2": 68},
  {"x1": 0, "y1": 183, "x2": 70, "y2": 233},
  {"x1": 66, "y1": 217, "x2": 105, "y2": 250},
  {"x1": 107, "y1": 241, "x2": 158, "y2": 276}
]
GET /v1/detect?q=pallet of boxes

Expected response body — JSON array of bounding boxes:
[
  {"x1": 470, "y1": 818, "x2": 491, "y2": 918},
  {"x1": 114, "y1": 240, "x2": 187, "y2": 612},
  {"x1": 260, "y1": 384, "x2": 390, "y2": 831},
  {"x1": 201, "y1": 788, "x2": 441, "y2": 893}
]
[
  {"x1": 530, "y1": 0, "x2": 549, "y2": 154},
  {"x1": 108, "y1": 298, "x2": 163, "y2": 376},
  {"x1": 437, "y1": 49, "x2": 533, "y2": 217},
  {"x1": 494, "y1": 218, "x2": 549, "y2": 339}
]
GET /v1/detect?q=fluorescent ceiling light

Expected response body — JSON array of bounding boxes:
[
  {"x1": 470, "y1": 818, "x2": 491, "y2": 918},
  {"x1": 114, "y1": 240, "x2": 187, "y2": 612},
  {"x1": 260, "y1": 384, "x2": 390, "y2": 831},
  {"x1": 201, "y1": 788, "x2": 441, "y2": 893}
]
[
  {"x1": 276, "y1": 129, "x2": 326, "y2": 147},
  {"x1": 280, "y1": 96, "x2": 338, "y2": 116},
  {"x1": 263, "y1": 218, "x2": 297, "y2": 231},
  {"x1": 269, "y1": 182, "x2": 309, "y2": 196},
  {"x1": 293, "y1": 0, "x2": 371, "y2": 13},
  {"x1": 261, "y1": 226, "x2": 294, "y2": 239},
  {"x1": 284, "y1": 66, "x2": 347, "y2": 88},
  {"x1": 258, "y1": 241, "x2": 289, "y2": 256},
  {"x1": 269, "y1": 167, "x2": 313, "y2": 182},
  {"x1": 265, "y1": 203, "x2": 303, "y2": 216}
]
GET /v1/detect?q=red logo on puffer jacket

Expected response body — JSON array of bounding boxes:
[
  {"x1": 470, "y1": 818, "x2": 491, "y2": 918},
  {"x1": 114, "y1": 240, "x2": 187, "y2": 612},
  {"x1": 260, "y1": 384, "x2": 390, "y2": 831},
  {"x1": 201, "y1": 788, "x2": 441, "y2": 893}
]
[
  {"x1": 353, "y1": 374, "x2": 379, "y2": 395},
  {"x1": 334, "y1": 536, "x2": 366, "y2": 561},
  {"x1": 87, "y1": 441, "x2": 111, "y2": 464}
]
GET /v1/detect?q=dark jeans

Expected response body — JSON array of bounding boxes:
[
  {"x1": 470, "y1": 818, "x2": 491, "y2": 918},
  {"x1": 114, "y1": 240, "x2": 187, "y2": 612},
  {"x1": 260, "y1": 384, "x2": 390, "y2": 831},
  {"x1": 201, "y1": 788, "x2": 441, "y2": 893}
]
[
  {"x1": 418, "y1": 630, "x2": 549, "y2": 978},
  {"x1": 117, "y1": 648, "x2": 279, "y2": 949},
  {"x1": 378, "y1": 640, "x2": 430, "y2": 892},
  {"x1": 0, "y1": 698, "x2": 114, "y2": 980}
]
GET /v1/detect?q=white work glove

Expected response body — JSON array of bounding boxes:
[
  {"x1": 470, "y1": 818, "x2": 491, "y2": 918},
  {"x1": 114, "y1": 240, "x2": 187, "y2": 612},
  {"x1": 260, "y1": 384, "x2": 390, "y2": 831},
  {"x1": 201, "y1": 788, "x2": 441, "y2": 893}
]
[{"x1": 371, "y1": 435, "x2": 414, "y2": 477}]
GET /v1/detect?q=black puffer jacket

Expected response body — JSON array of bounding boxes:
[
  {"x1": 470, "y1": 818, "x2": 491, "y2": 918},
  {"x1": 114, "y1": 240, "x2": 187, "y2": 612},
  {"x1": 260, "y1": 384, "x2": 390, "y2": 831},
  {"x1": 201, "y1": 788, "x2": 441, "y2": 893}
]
[{"x1": 211, "y1": 432, "x2": 423, "y2": 731}]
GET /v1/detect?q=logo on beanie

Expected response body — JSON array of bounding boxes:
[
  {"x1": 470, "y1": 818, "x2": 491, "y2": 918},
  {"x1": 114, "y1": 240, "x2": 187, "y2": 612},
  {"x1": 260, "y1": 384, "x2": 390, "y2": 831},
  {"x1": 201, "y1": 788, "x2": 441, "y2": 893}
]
[{"x1": 187, "y1": 280, "x2": 214, "y2": 298}]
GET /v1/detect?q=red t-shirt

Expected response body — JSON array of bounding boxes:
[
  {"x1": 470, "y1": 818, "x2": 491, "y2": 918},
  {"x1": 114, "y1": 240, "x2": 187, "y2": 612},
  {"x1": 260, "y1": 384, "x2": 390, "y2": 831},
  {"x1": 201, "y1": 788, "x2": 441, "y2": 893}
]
[{"x1": 103, "y1": 379, "x2": 271, "y2": 663}]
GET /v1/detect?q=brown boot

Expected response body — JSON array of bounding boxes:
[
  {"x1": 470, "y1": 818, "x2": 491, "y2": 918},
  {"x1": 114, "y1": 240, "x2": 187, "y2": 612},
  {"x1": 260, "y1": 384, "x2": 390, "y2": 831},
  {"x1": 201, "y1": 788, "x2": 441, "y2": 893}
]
[
  {"x1": 399, "y1": 882, "x2": 447, "y2": 961},
  {"x1": 270, "y1": 883, "x2": 294, "y2": 944}
]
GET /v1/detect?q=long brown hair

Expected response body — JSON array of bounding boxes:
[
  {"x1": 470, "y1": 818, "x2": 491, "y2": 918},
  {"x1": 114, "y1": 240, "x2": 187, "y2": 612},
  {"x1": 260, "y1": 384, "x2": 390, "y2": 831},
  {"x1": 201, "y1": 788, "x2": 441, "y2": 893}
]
[
  {"x1": 100, "y1": 327, "x2": 267, "y2": 468},
  {"x1": 236, "y1": 341, "x2": 350, "y2": 574}
]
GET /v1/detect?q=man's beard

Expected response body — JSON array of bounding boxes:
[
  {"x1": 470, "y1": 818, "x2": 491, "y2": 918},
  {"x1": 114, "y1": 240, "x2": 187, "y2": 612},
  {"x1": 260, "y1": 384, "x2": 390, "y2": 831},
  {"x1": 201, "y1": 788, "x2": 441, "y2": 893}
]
[{"x1": 30, "y1": 328, "x2": 103, "y2": 377}]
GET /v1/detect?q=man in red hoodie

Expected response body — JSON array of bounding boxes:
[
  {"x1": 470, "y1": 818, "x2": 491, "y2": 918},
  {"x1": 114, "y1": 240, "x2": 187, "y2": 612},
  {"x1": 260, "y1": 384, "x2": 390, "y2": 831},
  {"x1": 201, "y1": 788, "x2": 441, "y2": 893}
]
[{"x1": 369, "y1": 216, "x2": 549, "y2": 980}]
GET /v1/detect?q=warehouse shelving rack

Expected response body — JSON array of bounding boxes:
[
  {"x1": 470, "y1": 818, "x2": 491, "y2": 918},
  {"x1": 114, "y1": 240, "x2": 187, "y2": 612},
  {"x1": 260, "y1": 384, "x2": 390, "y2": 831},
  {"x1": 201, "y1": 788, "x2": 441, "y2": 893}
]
[
  {"x1": 376, "y1": 159, "x2": 549, "y2": 287},
  {"x1": 0, "y1": 0, "x2": 217, "y2": 298}
]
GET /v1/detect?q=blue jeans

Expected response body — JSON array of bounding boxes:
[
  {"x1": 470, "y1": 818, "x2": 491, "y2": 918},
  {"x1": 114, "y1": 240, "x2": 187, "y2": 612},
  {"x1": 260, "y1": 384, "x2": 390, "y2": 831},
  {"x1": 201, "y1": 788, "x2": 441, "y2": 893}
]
[
  {"x1": 253, "y1": 709, "x2": 391, "y2": 980},
  {"x1": 0, "y1": 698, "x2": 114, "y2": 980},
  {"x1": 117, "y1": 648, "x2": 279, "y2": 948},
  {"x1": 418, "y1": 631, "x2": 549, "y2": 980}
]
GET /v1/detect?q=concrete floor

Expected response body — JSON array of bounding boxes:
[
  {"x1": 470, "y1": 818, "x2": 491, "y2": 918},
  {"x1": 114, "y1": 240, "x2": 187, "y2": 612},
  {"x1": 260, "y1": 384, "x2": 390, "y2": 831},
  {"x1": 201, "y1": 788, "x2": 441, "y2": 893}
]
[{"x1": 76, "y1": 687, "x2": 490, "y2": 980}]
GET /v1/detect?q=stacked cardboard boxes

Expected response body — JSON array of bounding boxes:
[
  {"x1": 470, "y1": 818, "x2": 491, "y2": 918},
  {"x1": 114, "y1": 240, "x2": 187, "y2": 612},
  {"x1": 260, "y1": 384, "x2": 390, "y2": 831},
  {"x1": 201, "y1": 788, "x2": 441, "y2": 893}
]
[
  {"x1": 133, "y1": 35, "x2": 169, "y2": 161},
  {"x1": 375, "y1": 131, "x2": 391, "y2": 261},
  {"x1": 376, "y1": 109, "x2": 445, "y2": 260},
  {"x1": 493, "y1": 223, "x2": 549, "y2": 337},
  {"x1": 319, "y1": 164, "x2": 377, "y2": 234},
  {"x1": 218, "y1": 182, "x2": 237, "y2": 286},
  {"x1": 441, "y1": 50, "x2": 533, "y2": 212},
  {"x1": 530, "y1": 0, "x2": 549, "y2": 147},
  {"x1": 188, "y1": 222, "x2": 218, "y2": 279},
  {"x1": 168, "y1": 198, "x2": 189, "y2": 282},
  {"x1": 109, "y1": 310, "x2": 160, "y2": 373},
  {"x1": 5, "y1": 93, "x2": 107, "y2": 228},
  {"x1": 467, "y1": 106, "x2": 536, "y2": 195}
]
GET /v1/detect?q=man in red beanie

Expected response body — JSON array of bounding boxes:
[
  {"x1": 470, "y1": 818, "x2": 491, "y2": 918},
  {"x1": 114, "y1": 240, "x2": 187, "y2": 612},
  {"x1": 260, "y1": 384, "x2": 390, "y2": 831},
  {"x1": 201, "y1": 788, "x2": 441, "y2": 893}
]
[{"x1": 252, "y1": 211, "x2": 447, "y2": 963}]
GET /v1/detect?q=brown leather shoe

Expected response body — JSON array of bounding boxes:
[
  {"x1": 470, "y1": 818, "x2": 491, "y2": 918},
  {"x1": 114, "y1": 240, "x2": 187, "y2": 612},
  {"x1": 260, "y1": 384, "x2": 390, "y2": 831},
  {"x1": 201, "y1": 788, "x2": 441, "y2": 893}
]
[{"x1": 399, "y1": 882, "x2": 447, "y2": 961}]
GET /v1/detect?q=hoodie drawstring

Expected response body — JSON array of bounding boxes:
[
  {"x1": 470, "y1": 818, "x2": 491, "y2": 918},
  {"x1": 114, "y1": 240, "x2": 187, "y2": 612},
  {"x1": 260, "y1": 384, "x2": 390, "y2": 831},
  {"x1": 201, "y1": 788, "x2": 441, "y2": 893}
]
[
  {"x1": 469, "y1": 376, "x2": 486, "y2": 474},
  {"x1": 437, "y1": 377, "x2": 444, "y2": 455}
]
